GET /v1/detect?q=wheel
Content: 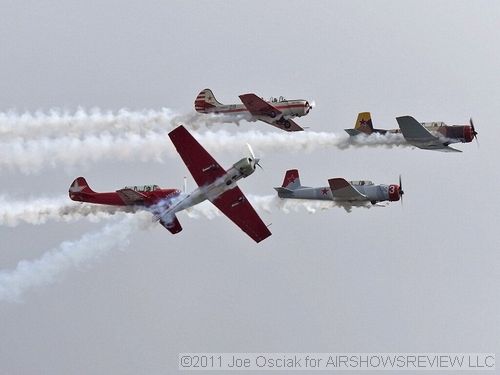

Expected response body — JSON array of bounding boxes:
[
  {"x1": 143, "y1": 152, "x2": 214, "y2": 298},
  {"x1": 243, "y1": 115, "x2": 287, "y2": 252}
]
[
  {"x1": 269, "y1": 111, "x2": 276, "y2": 118},
  {"x1": 284, "y1": 120, "x2": 291, "y2": 129}
]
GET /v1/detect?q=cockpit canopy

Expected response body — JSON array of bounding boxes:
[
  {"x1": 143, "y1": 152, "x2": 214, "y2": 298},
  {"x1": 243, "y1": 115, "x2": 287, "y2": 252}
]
[
  {"x1": 269, "y1": 96, "x2": 287, "y2": 103},
  {"x1": 349, "y1": 180, "x2": 374, "y2": 186},
  {"x1": 422, "y1": 121, "x2": 446, "y2": 128},
  {"x1": 123, "y1": 185, "x2": 160, "y2": 192}
]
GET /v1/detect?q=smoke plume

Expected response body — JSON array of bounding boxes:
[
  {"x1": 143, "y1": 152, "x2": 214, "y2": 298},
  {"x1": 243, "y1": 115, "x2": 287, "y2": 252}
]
[{"x1": 0, "y1": 214, "x2": 152, "y2": 302}]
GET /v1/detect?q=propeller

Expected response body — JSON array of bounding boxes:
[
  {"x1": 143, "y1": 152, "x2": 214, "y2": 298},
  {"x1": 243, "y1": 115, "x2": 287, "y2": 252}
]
[
  {"x1": 470, "y1": 117, "x2": 479, "y2": 146},
  {"x1": 246, "y1": 143, "x2": 262, "y2": 169},
  {"x1": 399, "y1": 175, "x2": 405, "y2": 206}
]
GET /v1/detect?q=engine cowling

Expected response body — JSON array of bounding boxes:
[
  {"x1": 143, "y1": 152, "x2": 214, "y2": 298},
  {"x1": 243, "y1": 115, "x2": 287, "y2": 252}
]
[
  {"x1": 388, "y1": 184, "x2": 400, "y2": 201},
  {"x1": 232, "y1": 157, "x2": 255, "y2": 177},
  {"x1": 463, "y1": 125, "x2": 474, "y2": 143}
]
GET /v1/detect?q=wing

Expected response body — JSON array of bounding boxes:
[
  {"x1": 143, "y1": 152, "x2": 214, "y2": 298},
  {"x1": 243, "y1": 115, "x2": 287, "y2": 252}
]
[
  {"x1": 210, "y1": 187, "x2": 271, "y2": 243},
  {"x1": 239, "y1": 93, "x2": 282, "y2": 117},
  {"x1": 396, "y1": 117, "x2": 463, "y2": 152},
  {"x1": 259, "y1": 117, "x2": 304, "y2": 132},
  {"x1": 397, "y1": 115, "x2": 440, "y2": 143},
  {"x1": 169, "y1": 125, "x2": 226, "y2": 186},
  {"x1": 328, "y1": 178, "x2": 367, "y2": 201},
  {"x1": 116, "y1": 188, "x2": 148, "y2": 205},
  {"x1": 435, "y1": 145, "x2": 462, "y2": 153}
]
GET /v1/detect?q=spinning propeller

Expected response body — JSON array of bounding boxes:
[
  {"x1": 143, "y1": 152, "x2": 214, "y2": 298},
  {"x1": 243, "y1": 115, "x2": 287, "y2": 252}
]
[
  {"x1": 470, "y1": 117, "x2": 479, "y2": 146},
  {"x1": 399, "y1": 175, "x2": 405, "y2": 206},
  {"x1": 246, "y1": 143, "x2": 262, "y2": 170}
]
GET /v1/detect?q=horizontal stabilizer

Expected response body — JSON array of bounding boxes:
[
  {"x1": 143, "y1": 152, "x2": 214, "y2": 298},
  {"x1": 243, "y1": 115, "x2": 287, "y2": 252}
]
[
  {"x1": 344, "y1": 128, "x2": 362, "y2": 136},
  {"x1": 274, "y1": 187, "x2": 294, "y2": 197}
]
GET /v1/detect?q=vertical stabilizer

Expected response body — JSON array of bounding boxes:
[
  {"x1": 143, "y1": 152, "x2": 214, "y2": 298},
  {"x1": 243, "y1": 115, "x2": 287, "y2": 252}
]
[
  {"x1": 281, "y1": 169, "x2": 301, "y2": 190},
  {"x1": 354, "y1": 112, "x2": 374, "y2": 134}
]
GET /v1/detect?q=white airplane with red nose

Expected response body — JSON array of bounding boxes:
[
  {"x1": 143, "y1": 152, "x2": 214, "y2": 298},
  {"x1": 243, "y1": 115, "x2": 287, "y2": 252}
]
[
  {"x1": 194, "y1": 88, "x2": 312, "y2": 131},
  {"x1": 275, "y1": 169, "x2": 405, "y2": 208}
]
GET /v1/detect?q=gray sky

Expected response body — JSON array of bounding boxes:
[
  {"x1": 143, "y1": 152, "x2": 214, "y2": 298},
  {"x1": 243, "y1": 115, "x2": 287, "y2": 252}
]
[{"x1": 0, "y1": 1, "x2": 499, "y2": 374}]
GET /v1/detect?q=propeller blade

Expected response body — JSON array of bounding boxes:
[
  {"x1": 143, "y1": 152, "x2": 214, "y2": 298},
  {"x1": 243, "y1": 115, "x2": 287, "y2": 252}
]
[
  {"x1": 246, "y1": 143, "x2": 256, "y2": 160},
  {"x1": 470, "y1": 117, "x2": 479, "y2": 146},
  {"x1": 399, "y1": 175, "x2": 404, "y2": 206}
]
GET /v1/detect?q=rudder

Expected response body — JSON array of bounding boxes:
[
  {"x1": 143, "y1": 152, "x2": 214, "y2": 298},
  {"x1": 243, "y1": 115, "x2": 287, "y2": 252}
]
[
  {"x1": 354, "y1": 112, "x2": 374, "y2": 134},
  {"x1": 281, "y1": 169, "x2": 301, "y2": 190},
  {"x1": 69, "y1": 177, "x2": 95, "y2": 194},
  {"x1": 194, "y1": 88, "x2": 223, "y2": 112}
]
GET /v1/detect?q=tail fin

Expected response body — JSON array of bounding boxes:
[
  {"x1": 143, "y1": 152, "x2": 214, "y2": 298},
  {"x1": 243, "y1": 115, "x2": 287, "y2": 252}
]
[
  {"x1": 69, "y1": 177, "x2": 95, "y2": 200},
  {"x1": 194, "y1": 88, "x2": 223, "y2": 112},
  {"x1": 160, "y1": 214, "x2": 183, "y2": 234},
  {"x1": 281, "y1": 169, "x2": 301, "y2": 190},
  {"x1": 354, "y1": 112, "x2": 374, "y2": 134}
]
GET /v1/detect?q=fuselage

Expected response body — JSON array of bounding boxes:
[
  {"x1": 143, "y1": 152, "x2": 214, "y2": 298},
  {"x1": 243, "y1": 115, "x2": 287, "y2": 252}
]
[
  {"x1": 160, "y1": 157, "x2": 257, "y2": 219},
  {"x1": 276, "y1": 181, "x2": 400, "y2": 204},
  {"x1": 70, "y1": 185, "x2": 181, "y2": 207},
  {"x1": 197, "y1": 98, "x2": 311, "y2": 120},
  {"x1": 371, "y1": 123, "x2": 474, "y2": 144}
]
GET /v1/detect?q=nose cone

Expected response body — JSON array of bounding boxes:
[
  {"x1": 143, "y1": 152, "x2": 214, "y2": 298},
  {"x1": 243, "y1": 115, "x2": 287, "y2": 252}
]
[
  {"x1": 388, "y1": 184, "x2": 400, "y2": 201},
  {"x1": 464, "y1": 125, "x2": 474, "y2": 143}
]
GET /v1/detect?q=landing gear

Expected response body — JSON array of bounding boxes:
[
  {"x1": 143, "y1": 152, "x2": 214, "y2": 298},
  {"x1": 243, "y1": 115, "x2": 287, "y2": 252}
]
[{"x1": 276, "y1": 117, "x2": 291, "y2": 129}]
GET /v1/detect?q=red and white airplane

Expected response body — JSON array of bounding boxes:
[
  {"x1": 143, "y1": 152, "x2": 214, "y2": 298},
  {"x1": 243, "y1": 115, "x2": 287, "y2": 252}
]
[
  {"x1": 69, "y1": 125, "x2": 271, "y2": 243},
  {"x1": 194, "y1": 88, "x2": 312, "y2": 131}
]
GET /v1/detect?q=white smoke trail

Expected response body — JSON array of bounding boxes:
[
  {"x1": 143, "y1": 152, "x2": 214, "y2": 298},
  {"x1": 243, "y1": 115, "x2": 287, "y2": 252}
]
[
  {"x1": 0, "y1": 213, "x2": 152, "y2": 302},
  {"x1": 0, "y1": 192, "x2": 376, "y2": 228},
  {"x1": 0, "y1": 108, "x2": 250, "y2": 140},
  {"x1": 185, "y1": 194, "x2": 373, "y2": 220},
  {"x1": 0, "y1": 195, "x2": 134, "y2": 226},
  {"x1": 0, "y1": 130, "x2": 410, "y2": 174}
]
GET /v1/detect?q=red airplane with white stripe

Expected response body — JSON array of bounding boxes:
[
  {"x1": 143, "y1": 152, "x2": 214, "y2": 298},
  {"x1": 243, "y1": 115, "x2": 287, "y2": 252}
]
[
  {"x1": 194, "y1": 88, "x2": 312, "y2": 131},
  {"x1": 69, "y1": 125, "x2": 271, "y2": 243}
]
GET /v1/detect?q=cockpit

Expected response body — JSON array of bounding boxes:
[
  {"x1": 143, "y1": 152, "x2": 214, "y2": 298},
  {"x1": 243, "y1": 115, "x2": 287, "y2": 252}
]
[
  {"x1": 123, "y1": 185, "x2": 161, "y2": 192},
  {"x1": 422, "y1": 121, "x2": 446, "y2": 128},
  {"x1": 349, "y1": 180, "x2": 374, "y2": 186},
  {"x1": 269, "y1": 96, "x2": 287, "y2": 103}
]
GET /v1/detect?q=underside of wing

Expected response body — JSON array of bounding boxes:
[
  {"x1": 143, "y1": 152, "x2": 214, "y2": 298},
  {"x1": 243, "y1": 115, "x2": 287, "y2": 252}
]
[
  {"x1": 328, "y1": 178, "x2": 367, "y2": 201},
  {"x1": 239, "y1": 93, "x2": 282, "y2": 117},
  {"x1": 417, "y1": 143, "x2": 463, "y2": 152},
  {"x1": 210, "y1": 186, "x2": 271, "y2": 243},
  {"x1": 261, "y1": 117, "x2": 304, "y2": 132},
  {"x1": 116, "y1": 188, "x2": 148, "y2": 205},
  {"x1": 168, "y1": 125, "x2": 226, "y2": 186}
]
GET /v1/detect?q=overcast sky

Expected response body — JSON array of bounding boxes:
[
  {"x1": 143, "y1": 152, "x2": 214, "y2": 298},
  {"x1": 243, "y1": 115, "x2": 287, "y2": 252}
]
[{"x1": 0, "y1": 1, "x2": 499, "y2": 374}]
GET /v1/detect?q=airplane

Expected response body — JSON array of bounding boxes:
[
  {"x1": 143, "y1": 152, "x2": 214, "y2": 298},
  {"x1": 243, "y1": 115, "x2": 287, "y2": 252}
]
[
  {"x1": 344, "y1": 112, "x2": 478, "y2": 152},
  {"x1": 69, "y1": 125, "x2": 272, "y2": 243},
  {"x1": 194, "y1": 88, "x2": 313, "y2": 132},
  {"x1": 275, "y1": 169, "x2": 404, "y2": 207}
]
